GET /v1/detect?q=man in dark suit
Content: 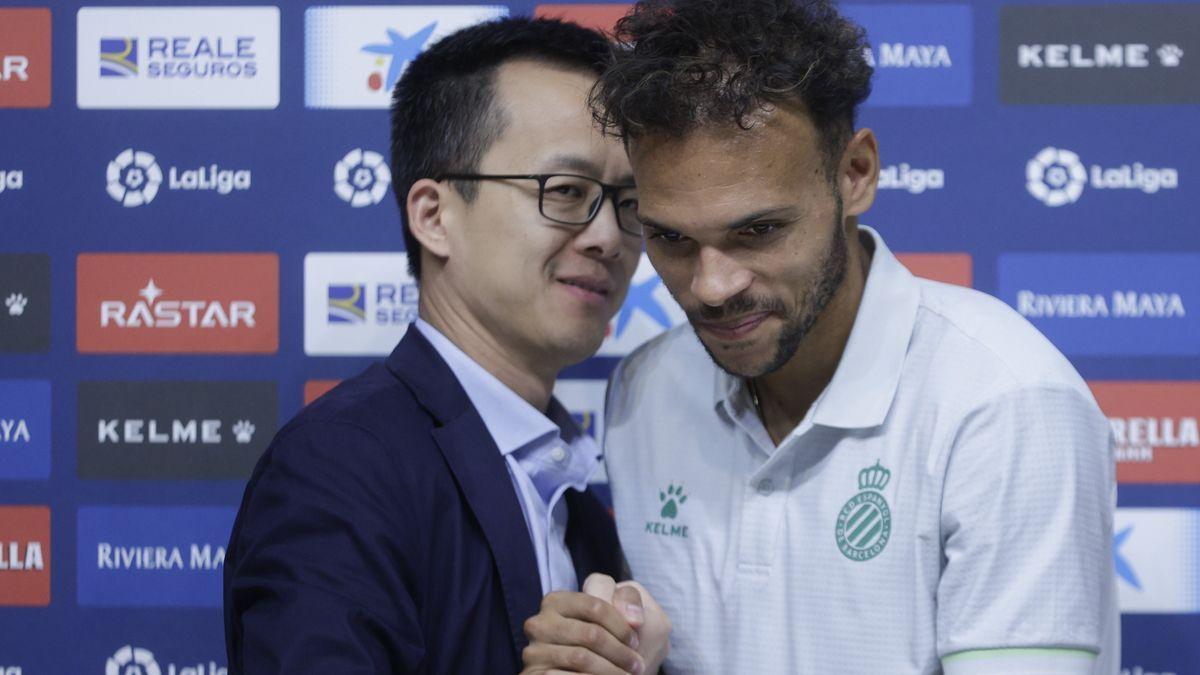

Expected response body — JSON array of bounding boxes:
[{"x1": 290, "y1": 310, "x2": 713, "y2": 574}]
[{"x1": 224, "y1": 18, "x2": 657, "y2": 674}]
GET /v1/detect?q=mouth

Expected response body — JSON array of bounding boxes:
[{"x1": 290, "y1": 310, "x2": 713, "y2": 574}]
[
  {"x1": 556, "y1": 275, "x2": 612, "y2": 306},
  {"x1": 694, "y1": 311, "x2": 770, "y2": 341}
]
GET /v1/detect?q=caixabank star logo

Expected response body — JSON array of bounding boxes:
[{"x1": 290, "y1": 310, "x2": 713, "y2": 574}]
[
  {"x1": 77, "y1": 253, "x2": 278, "y2": 354},
  {"x1": 304, "y1": 5, "x2": 507, "y2": 109}
]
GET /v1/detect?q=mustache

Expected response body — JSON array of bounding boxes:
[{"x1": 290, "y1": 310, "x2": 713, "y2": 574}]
[{"x1": 687, "y1": 294, "x2": 787, "y2": 322}]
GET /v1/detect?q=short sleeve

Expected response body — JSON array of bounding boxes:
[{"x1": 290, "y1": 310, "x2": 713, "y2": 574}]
[{"x1": 937, "y1": 384, "x2": 1118, "y2": 668}]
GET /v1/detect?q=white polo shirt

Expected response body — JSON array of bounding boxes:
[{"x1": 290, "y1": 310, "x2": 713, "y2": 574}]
[{"x1": 604, "y1": 227, "x2": 1119, "y2": 674}]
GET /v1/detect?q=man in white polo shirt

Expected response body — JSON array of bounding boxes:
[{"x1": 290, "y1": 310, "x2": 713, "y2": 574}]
[{"x1": 521, "y1": 0, "x2": 1119, "y2": 673}]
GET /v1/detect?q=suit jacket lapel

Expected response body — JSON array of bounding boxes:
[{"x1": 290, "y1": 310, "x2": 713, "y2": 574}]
[{"x1": 386, "y1": 329, "x2": 542, "y2": 654}]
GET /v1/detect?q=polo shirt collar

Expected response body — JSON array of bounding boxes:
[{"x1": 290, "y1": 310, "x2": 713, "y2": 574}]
[{"x1": 713, "y1": 225, "x2": 919, "y2": 430}]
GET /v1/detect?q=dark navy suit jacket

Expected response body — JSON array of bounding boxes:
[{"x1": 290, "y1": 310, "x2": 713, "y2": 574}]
[{"x1": 224, "y1": 329, "x2": 623, "y2": 673}]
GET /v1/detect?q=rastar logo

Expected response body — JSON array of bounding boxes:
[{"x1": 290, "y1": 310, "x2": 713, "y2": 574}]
[
  {"x1": 0, "y1": 506, "x2": 50, "y2": 606},
  {"x1": 106, "y1": 148, "x2": 251, "y2": 207},
  {"x1": 1026, "y1": 147, "x2": 1178, "y2": 206},
  {"x1": 77, "y1": 253, "x2": 278, "y2": 354},
  {"x1": 0, "y1": 9, "x2": 51, "y2": 108},
  {"x1": 100, "y1": 279, "x2": 255, "y2": 329},
  {"x1": 1091, "y1": 382, "x2": 1200, "y2": 483},
  {"x1": 877, "y1": 164, "x2": 944, "y2": 194},
  {"x1": 895, "y1": 253, "x2": 973, "y2": 288}
]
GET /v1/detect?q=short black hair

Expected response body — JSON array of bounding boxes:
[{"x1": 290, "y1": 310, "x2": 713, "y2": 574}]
[
  {"x1": 591, "y1": 0, "x2": 872, "y2": 177},
  {"x1": 390, "y1": 17, "x2": 613, "y2": 281}
]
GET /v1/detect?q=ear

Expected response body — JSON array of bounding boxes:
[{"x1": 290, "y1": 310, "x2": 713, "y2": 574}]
[
  {"x1": 406, "y1": 178, "x2": 454, "y2": 262},
  {"x1": 838, "y1": 128, "x2": 879, "y2": 218}
]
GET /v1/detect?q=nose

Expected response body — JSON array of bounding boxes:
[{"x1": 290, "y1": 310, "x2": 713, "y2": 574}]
[
  {"x1": 572, "y1": 196, "x2": 625, "y2": 260},
  {"x1": 691, "y1": 245, "x2": 753, "y2": 307}
]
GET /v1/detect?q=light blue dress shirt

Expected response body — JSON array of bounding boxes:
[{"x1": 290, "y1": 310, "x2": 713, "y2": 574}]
[{"x1": 414, "y1": 319, "x2": 601, "y2": 595}]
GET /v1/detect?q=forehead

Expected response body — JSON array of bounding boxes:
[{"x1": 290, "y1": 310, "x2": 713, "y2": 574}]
[
  {"x1": 630, "y1": 107, "x2": 827, "y2": 228},
  {"x1": 485, "y1": 58, "x2": 609, "y2": 168}
]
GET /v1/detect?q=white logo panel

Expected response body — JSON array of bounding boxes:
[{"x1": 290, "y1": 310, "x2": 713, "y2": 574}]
[
  {"x1": 305, "y1": 5, "x2": 508, "y2": 109},
  {"x1": 1114, "y1": 508, "x2": 1200, "y2": 613},
  {"x1": 596, "y1": 254, "x2": 687, "y2": 357},
  {"x1": 77, "y1": 7, "x2": 280, "y2": 109},
  {"x1": 304, "y1": 252, "x2": 417, "y2": 356}
]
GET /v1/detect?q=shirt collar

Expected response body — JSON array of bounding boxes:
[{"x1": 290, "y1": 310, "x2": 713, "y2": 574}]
[
  {"x1": 414, "y1": 319, "x2": 559, "y2": 455},
  {"x1": 713, "y1": 225, "x2": 920, "y2": 430}
]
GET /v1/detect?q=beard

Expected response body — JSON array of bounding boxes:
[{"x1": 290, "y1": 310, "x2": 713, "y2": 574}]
[{"x1": 688, "y1": 197, "x2": 848, "y2": 378}]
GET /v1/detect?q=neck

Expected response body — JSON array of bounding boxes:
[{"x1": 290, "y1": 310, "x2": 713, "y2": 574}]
[
  {"x1": 417, "y1": 281, "x2": 557, "y2": 411},
  {"x1": 754, "y1": 228, "x2": 872, "y2": 444}
]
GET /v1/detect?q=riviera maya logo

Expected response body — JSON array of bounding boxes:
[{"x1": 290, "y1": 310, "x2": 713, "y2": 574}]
[
  {"x1": 646, "y1": 483, "x2": 689, "y2": 539},
  {"x1": 835, "y1": 461, "x2": 892, "y2": 561},
  {"x1": 107, "y1": 148, "x2": 162, "y2": 207}
]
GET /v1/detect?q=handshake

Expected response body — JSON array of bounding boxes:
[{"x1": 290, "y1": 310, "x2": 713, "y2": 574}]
[{"x1": 521, "y1": 574, "x2": 672, "y2": 675}]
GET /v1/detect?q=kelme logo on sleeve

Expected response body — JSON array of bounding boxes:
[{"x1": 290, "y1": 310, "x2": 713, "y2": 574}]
[{"x1": 835, "y1": 461, "x2": 892, "y2": 561}]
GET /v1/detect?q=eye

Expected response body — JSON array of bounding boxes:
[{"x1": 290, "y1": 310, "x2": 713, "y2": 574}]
[
  {"x1": 646, "y1": 228, "x2": 687, "y2": 244},
  {"x1": 740, "y1": 222, "x2": 779, "y2": 236}
]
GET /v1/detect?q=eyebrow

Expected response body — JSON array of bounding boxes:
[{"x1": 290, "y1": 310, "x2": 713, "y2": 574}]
[
  {"x1": 539, "y1": 154, "x2": 603, "y2": 177},
  {"x1": 640, "y1": 206, "x2": 799, "y2": 233}
]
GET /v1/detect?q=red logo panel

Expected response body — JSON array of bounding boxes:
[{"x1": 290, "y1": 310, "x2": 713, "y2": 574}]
[
  {"x1": 535, "y1": 4, "x2": 631, "y2": 33},
  {"x1": 77, "y1": 253, "x2": 279, "y2": 354},
  {"x1": 0, "y1": 8, "x2": 51, "y2": 108},
  {"x1": 0, "y1": 506, "x2": 50, "y2": 606},
  {"x1": 304, "y1": 379, "x2": 341, "y2": 406},
  {"x1": 896, "y1": 253, "x2": 973, "y2": 287},
  {"x1": 1089, "y1": 381, "x2": 1200, "y2": 484}
]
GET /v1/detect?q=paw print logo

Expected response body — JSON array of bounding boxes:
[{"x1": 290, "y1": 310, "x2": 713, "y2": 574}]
[
  {"x1": 1158, "y1": 44, "x2": 1183, "y2": 67},
  {"x1": 5, "y1": 293, "x2": 27, "y2": 316},
  {"x1": 659, "y1": 484, "x2": 687, "y2": 519},
  {"x1": 232, "y1": 420, "x2": 256, "y2": 444}
]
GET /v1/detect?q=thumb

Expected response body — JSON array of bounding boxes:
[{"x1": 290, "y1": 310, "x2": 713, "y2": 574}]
[
  {"x1": 582, "y1": 573, "x2": 616, "y2": 602},
  {"x1": 612, "y1": 584, "x2": 645, "y2": 628}
]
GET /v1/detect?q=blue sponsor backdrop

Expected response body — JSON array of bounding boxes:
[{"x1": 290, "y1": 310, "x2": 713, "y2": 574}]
[{"x1": 1, "y1": 0, "x2": 1198, "y2": 673}]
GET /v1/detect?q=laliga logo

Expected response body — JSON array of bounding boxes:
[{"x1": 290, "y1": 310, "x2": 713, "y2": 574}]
[
  {"x1": 334, "y1": 148, "x2": 391, "y2": 207},
  {"x1": 1027, "y1": 146, "x2": 1179, "y2": 207},
  {"x1": 107, "y1": 149, "x2": 163, "y2": 208},
  {"x1": 107, "y1": 645, "x2": 160, "y2": 675},
  {"x1": 1026, "y1": 147, "x2": 1087, "y2": 207}
]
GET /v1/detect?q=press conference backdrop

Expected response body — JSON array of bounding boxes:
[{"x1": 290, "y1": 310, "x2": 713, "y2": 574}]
[{"x1": 0, "y1": 0, "x2": 1196, "y2": 672}]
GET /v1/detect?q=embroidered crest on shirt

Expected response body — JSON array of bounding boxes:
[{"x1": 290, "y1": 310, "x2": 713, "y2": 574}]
[
  {"x1": 835, "y1": 461, "x2": 892, "y2": 561},
  {"x1": 645, "y1": 483, "x2": 689, "y2": 539}
]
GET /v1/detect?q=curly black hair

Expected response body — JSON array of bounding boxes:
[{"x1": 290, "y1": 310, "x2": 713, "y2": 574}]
[
  {"x1": 390, "y1": 18, "x2": 613, "y2": 281},
  {"x1": 591, "y1": 0, "x2": 873, "y2": 176}
]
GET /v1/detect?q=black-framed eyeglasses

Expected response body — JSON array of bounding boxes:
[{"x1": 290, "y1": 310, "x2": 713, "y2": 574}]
[{"x1": 436, "y1": 173, "x2": 642, "y2": 236}]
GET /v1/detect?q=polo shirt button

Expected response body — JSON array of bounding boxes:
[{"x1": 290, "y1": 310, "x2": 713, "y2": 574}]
[
  {"x1": 756, "y1": 479, "x2": 774, "y2": 495},
  {"x1": 550, "y1": 446, "x2": 567, "y2": 463}
]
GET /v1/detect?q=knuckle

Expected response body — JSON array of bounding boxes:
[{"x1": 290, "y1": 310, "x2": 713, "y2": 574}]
[
  {"x1": 564, "y1": 647, "x2": 591, "y2": 670},
  {"x1": 523, "y1": 616, "x2": 542, "y2": 637}
]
